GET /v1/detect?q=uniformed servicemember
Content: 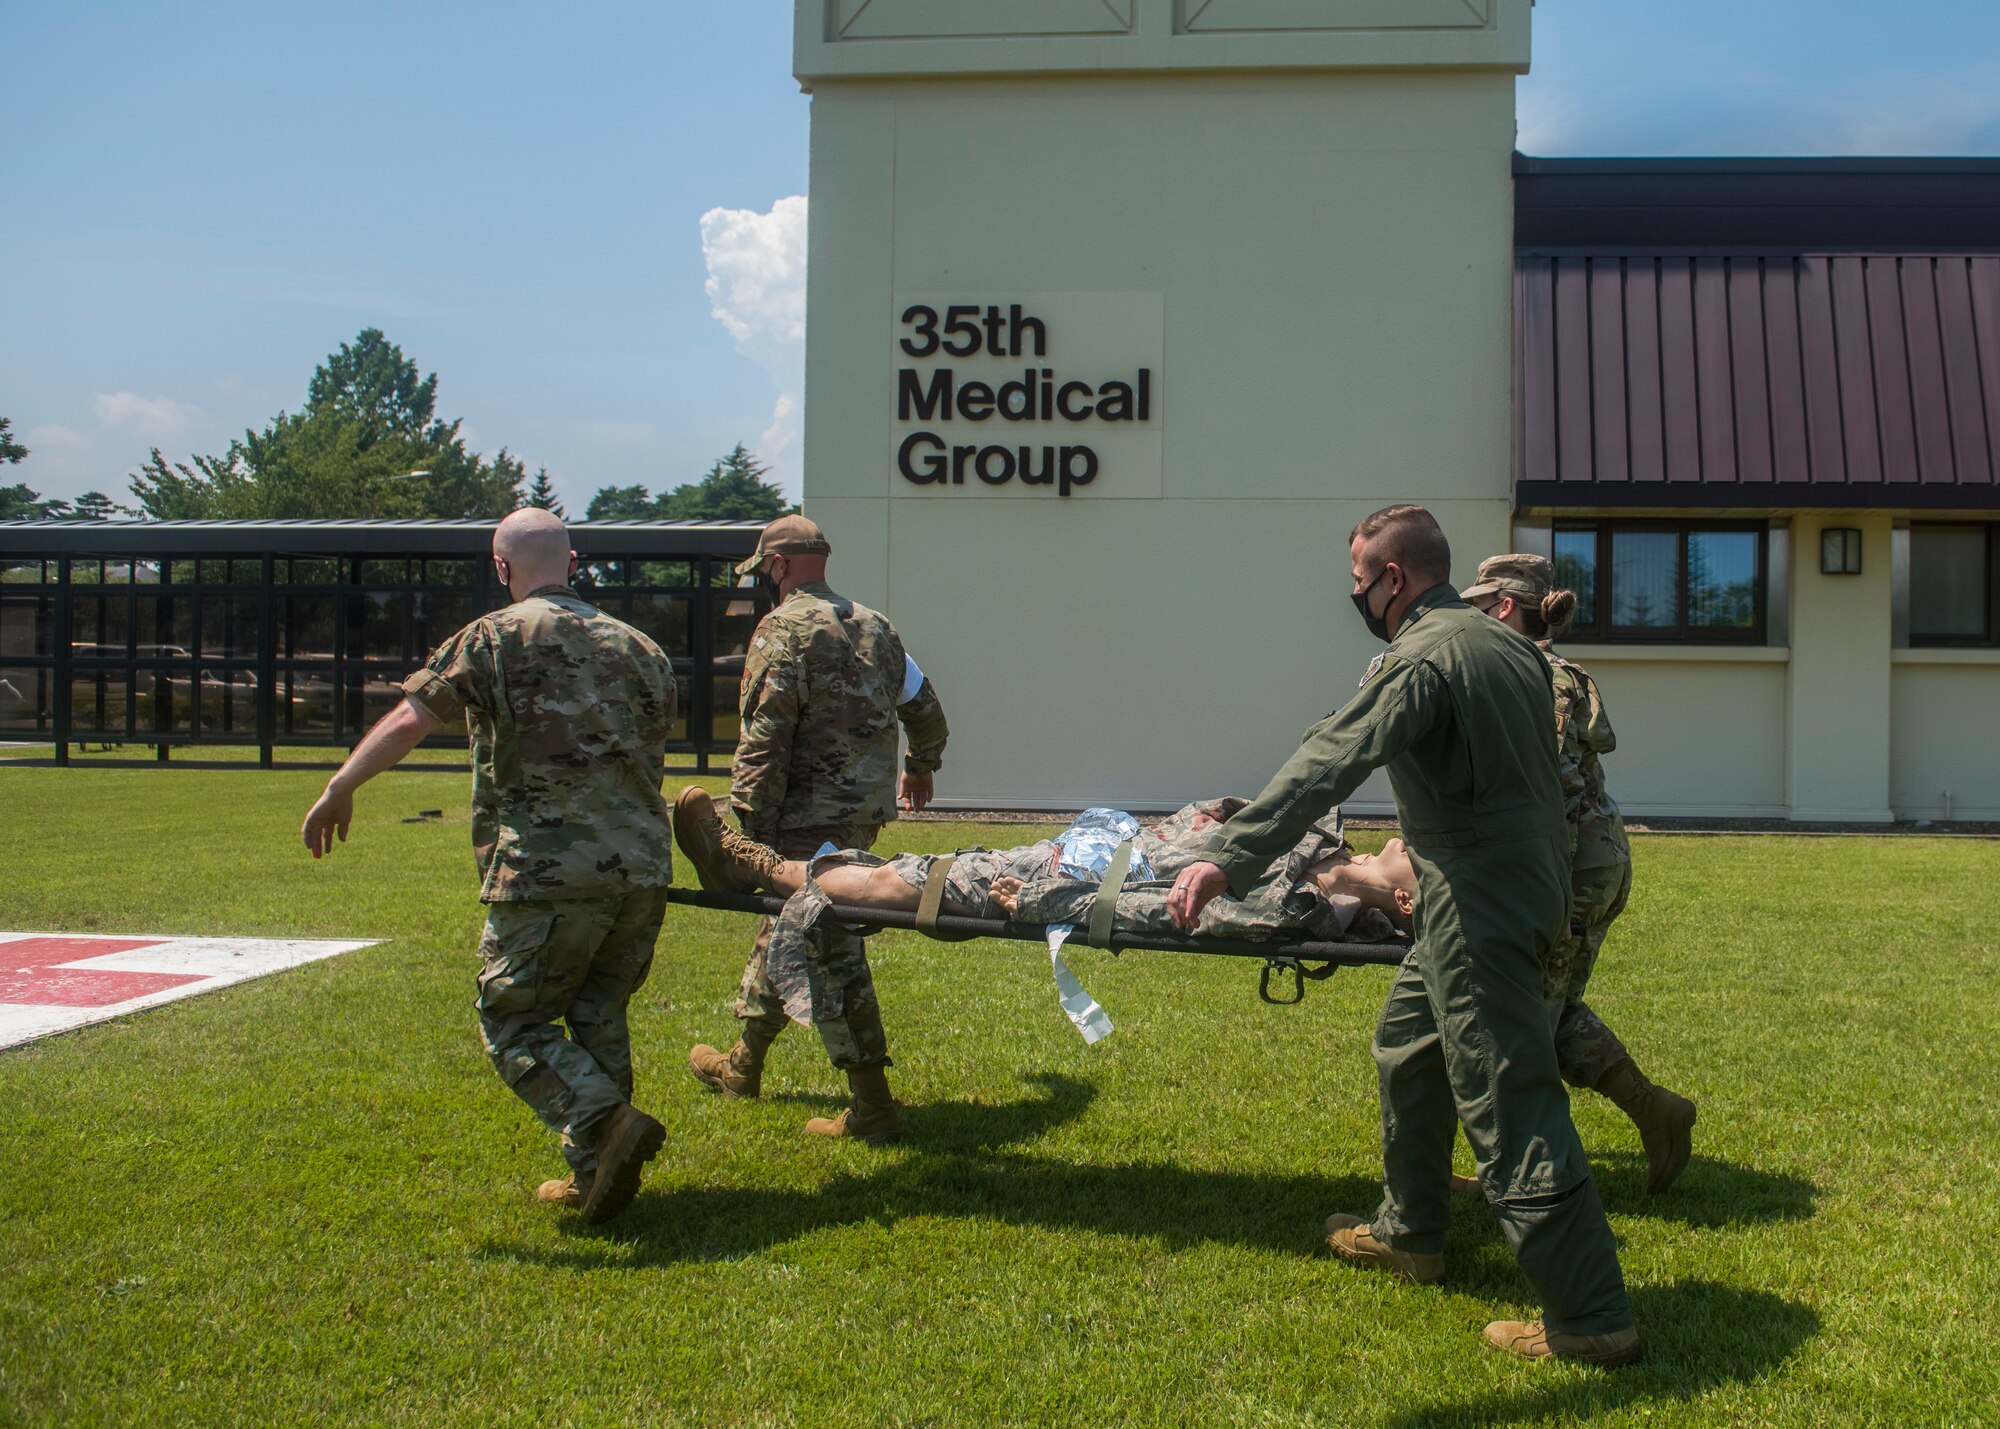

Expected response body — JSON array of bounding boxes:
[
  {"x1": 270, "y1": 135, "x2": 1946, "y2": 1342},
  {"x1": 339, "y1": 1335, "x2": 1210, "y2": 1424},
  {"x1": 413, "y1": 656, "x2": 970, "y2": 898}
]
[
  {"x1": 1169, "y1": 505, "x2": 1640, "y2": 1367},
  {"x1": 1459, "y1": 553, "x2": 1697, "y2": 1193},
  {"x1": 301, "y1": 507, "x2": 677, "y2": 1226},
  {"x1": 684, "y1": 514, "x2": 948, "y2": 1144}
]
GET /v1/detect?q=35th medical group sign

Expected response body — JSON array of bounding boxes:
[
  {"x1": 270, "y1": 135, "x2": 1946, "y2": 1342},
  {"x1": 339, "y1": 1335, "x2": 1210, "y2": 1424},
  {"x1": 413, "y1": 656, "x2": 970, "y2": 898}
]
[{"x1": 890, "y1": 293, "x2": 1163, "y2": 498}]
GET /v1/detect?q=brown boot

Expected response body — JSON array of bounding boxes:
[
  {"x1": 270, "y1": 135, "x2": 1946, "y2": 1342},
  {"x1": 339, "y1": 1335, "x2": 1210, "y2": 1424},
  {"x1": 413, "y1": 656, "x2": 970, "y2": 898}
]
[
  {"x1": 535, "y1": 1172, "x2": 588, "y2": 1211},
  {"x1": 688, "y1": 1017, "x2": 783, "y2": 1099},
  {"x1": 672, "y1": 787, "x2": 782, "y2": 894},
  {"x1": 1597, "y1": 1057, "x2": 1697, "y2": 1194},
  {"x1": 1321, "y1": 1214, "x2": 1445, "y2": 1285},
  {"x1": 1483, "y1": 1319, "x2": 1642, "y2": 1368},
  {"x1": 579, "y1": 1102, "x2": 666, "y2": 1226},
  {"x1": 804, "y1": 1064, "x2": 901, "y2": 1145}
]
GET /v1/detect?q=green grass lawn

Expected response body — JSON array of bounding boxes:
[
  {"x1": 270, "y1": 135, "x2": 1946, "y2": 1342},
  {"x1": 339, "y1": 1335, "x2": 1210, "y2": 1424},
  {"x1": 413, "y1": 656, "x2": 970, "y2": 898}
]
[{"x1": 1, "y1": 768, "x2": 1996, "y2": 1426}]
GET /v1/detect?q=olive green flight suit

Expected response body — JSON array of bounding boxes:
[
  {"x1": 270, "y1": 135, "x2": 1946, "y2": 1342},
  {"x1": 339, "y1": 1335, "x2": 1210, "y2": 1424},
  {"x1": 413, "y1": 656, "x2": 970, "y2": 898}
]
[{"x1": 1203, "y1": 584, "x2": 1631, "y2": 1336}]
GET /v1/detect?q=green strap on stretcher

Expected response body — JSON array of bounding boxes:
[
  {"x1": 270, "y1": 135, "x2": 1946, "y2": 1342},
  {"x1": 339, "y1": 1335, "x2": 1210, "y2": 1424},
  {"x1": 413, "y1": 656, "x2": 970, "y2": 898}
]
[
  {"x1": 1088, "y1": 839, "x2": 1134, "y2": 946},
  {"x1": 917, "y1": 854, "x2": 957, "y2": 936}
]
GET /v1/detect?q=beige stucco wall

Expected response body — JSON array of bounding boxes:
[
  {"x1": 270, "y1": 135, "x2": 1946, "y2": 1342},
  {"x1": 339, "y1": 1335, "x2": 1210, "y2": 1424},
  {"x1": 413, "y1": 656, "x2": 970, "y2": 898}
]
[
  {"x1": 800, "y1": 60, "x2": 1522, "y2": 810},
  {"x1": 1540, "y1": 647, "x2": 1793, "y2": 818},
  {"x1": 1785, "y1": 512, "x2": 1896, "y2": 821},
  {"x1": 1891, "y1": 652, "x2": 2000, "y2": 821}
]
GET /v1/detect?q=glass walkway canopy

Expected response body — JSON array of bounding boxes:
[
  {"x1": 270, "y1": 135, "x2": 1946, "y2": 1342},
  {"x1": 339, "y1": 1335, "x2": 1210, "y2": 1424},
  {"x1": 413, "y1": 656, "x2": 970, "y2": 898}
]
[{"x1": 0, "y1": 518, "x2": 765, "y2": 767}]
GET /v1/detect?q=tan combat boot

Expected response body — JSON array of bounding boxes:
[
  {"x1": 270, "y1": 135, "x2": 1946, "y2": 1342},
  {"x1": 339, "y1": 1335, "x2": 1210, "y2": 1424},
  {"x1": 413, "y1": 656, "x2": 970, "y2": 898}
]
[
  {"x1": 1321, "y1": 1214, "x2": 1445, "y2": 1285},
  {"x1": 1483, "y1": 1319, "x2": 1642, "y2": 1368},
  {"x1": 804, "y1": 1064, "x2": 901, "y2": 1145},
  {"x1": 673, "y1": 787, "x2": 783, "y2": 894},
  {"x1": 579, "y1": 1102, "x2": 666, "y2": 1226},
  {"x1": 535, "y1": 1172, "x2": 588, "y2": 1211},
  {"x1": 1597, "y1": 1057, "x2": 1697, "y2": 1194},
  {"x1": 688, "y1": 1017, "x2": 784, "y2": 1100}
]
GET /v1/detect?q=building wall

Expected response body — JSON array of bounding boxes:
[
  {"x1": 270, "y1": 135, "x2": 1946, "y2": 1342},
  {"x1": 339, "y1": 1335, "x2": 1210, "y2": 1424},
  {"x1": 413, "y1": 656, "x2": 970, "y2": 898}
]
[
  {"x1": 1786, "y1": 511, "x2": 1895, "y2": 821},
  {"x1": 1891, "y1": 652, "x2": 2000, "y2": 821},
  {"x1": 801, "y1": 59, "x2": 1523, "y2": 810},
  {"x1": 1542, "y1": 648, "x2": 1792, "y2": 818}
]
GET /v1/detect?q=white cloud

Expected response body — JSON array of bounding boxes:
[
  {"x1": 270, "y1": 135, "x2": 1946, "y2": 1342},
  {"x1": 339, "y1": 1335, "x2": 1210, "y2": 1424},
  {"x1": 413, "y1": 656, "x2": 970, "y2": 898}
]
[
  {"x1": 23, "y1": 424, "x2": 89, "y2": 454},
  {"x1": 701, "y1": 194, "x2": 807, "y2": 499},
  {"x1": 701, "y1": 195, "x2": 807, "y2": 355},
  {"x1": 91, "y1": 391, "x2": 204, "y2": 450},
  {"x1": 7, "y1": 396, "x2": 213, "y2": 502}
]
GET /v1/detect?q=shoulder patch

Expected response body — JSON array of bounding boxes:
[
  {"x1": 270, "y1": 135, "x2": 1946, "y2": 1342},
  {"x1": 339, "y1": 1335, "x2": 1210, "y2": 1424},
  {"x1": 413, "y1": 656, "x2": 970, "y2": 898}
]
[
  {"x1": 1360, "y1": 652, "x2": 1386, "y2": 687},
  {"x1": 752, "y1": 634, "x2": 766, "y2": 651}
]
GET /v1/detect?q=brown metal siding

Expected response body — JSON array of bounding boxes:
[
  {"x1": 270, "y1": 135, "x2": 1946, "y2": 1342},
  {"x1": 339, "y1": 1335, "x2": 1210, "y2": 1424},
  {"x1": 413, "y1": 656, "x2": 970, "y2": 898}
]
[{"x1": 1515, "y1": 254, "x2": 2000, "y2": 509}]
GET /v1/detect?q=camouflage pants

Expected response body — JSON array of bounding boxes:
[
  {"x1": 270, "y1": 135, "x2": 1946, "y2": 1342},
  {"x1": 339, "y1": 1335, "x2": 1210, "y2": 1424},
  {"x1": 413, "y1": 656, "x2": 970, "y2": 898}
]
[
  {"x1": 1544, "y1": 860, "x2": 1634, "y2": 1090},
  {"x1": 734, "y1": 822, "x2": 891, "y2": 1071},
  {"x1": 476, "y1": 885, "x2": 667, "y2": 1176}
]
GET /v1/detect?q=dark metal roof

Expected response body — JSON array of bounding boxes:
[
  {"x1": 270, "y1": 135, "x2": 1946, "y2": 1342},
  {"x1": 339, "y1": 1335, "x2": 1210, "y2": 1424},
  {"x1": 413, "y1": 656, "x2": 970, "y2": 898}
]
[
  {"x1": 1515, "y1": 252, "x2": 2000, "y2": 511},
  {"x1": 1515, "y1": 154, "x2": 2000, "y2": 252},
  {"x1": 0, "y1": 518, "x2": 763, "y2": 557}
]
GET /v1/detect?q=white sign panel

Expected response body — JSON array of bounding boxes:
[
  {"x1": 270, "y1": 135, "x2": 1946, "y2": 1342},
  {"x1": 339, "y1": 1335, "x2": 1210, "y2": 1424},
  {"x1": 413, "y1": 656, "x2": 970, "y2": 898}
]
[{"x1": 890, "y1": 292, "x2": 1163, "y2": 499}]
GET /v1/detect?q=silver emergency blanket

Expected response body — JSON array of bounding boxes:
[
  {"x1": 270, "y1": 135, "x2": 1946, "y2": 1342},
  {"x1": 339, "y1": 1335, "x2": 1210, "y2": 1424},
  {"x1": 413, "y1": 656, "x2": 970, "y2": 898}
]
[{"x1": 1052, "y1": 808, "x2": 1157, "y2": 884}]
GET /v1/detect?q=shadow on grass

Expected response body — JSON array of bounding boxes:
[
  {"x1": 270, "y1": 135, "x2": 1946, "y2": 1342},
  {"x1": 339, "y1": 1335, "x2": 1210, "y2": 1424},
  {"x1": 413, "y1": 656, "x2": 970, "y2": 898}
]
[
  {"x1": 1384, "y1": 1281, "x2": 1819, "y2": 1426},
  {"x1": 1592, "y1": 1151, "x2": 1819, "y2": 1226},
  {"x1": 487, "y1": 1073, "x2": 1384, "y2": 1268}
]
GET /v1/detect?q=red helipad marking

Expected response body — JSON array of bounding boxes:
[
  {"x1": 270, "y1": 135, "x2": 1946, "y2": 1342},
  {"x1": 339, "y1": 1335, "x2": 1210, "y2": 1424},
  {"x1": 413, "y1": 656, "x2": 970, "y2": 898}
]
[
  {"x1": 0, "y1": 936, "x2": 203, "y2": 1007},
  {"x1": 0, "y1": 932, "x2": 380, "y2": 1050}
]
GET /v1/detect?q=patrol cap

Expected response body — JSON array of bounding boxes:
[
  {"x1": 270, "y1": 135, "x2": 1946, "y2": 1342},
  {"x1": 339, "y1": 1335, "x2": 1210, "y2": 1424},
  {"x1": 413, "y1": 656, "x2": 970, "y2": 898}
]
[
  {"x1": 1460, "y1": 553, "x2": 1555, "y2": 604},
  {"x1": 734, "y1": 513, "x2": 832, "y2": 576}
]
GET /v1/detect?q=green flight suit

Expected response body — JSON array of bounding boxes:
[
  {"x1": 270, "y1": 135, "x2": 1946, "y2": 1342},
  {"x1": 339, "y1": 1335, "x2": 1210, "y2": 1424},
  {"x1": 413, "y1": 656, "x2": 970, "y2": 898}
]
[{"x1": 1203, "y1": 584, "x2": 1631, "y2": 1336}]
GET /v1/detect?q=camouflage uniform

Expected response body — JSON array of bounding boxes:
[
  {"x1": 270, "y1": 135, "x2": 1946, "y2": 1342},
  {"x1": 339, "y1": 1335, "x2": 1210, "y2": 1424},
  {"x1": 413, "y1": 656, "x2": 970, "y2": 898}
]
[
  {"x1": 1539, "y1": 646, "x2": 1637, "y2": 1089},
  {"x1": 755, "y1": 803, "x2": 1398, "y2": 1016},
  {"x1": 727, "y1": 579, "x2": 948, "y2": 1070},
  {"x1": 403, "y1": 583, "x2": 677, "y2": 1178}
]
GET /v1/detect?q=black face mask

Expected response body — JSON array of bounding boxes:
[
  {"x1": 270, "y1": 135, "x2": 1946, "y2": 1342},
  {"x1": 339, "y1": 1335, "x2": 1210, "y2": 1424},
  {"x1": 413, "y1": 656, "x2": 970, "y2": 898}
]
[{"x1": 1351, "y1": 566, "x2": 1398, "y2": 642}]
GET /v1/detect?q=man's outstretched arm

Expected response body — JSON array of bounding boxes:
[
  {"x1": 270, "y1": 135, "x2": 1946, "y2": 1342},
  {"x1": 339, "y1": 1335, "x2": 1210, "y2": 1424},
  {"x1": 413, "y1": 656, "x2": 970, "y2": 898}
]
[
  {"x1": 1169, "y1": 657, "x2": 1440, "y2": 928},
  {"x1": 302, "y1": 696, "x2": 442, "y2": 857}
]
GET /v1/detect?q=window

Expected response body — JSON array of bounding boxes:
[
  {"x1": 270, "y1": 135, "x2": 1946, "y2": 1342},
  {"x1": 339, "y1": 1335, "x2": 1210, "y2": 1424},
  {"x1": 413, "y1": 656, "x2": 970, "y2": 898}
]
[
  {"x1": 1909, "y1": 524, "x2": 1997, "y2": 646},
  {"x1": 1551, "y1": 522, "x2": 1767, "y2": 643}
]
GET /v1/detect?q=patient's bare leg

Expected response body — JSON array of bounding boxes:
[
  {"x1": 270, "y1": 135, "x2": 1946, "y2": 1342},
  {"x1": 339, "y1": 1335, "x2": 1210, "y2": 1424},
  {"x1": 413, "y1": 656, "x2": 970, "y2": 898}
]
[{"x1": 753, "y1": 853, "x2": 978, "y2": 916}]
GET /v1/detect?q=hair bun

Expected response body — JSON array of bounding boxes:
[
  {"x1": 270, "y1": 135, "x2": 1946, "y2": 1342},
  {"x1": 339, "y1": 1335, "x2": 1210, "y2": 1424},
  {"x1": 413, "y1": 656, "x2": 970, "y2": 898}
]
[{"x1": 1542, "y1": 588, "x2": 1578, "y2": 632}]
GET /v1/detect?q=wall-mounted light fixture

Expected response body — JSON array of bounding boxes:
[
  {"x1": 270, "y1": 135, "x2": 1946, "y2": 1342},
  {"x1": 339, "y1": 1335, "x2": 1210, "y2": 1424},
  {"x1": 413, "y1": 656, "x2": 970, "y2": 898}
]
[{"x1": 1820, "y1": 527, "x2": 1862, "y2": 574}]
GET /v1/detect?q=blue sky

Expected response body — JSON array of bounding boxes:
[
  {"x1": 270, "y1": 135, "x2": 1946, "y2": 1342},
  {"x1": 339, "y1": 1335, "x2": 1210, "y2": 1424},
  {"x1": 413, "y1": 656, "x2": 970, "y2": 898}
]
[{"x1": 4, "y1": 1, "x2": 1996, "y2": 509}]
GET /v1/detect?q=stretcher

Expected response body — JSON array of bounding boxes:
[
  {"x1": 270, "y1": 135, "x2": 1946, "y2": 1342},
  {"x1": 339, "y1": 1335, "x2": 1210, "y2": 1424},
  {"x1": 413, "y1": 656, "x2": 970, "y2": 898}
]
[{"x1": 663, "y1": 887, "x2": 1409, "y2": 1005}]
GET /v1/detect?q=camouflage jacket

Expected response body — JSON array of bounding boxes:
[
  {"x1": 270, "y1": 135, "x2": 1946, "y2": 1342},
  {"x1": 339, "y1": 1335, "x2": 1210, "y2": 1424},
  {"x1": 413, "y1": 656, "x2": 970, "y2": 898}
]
[
  {"x1": 403, "y1": 584, "x2": 678, "y2": 901},
  {"x1": 731, "y1": 580, "x2": 948, "y2": 841},
  {"x1": 1542, "y1": 645, "x2": 1629, "y2": 871}
]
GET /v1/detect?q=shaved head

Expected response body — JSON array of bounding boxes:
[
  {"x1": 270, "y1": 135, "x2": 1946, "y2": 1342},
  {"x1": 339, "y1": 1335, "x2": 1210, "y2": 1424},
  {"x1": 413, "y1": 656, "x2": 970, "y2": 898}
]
[{"x1": 493, "y1": 507, "x2": 574, "y2": 594}]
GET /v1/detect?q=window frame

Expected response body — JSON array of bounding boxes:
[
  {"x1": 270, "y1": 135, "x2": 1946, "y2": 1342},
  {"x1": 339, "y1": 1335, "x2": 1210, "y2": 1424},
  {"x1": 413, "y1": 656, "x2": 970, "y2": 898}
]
[
  {"x1": 1907, "y1": 521, "x2": 1999, "y2": 648},
  {"x1": 1552, "y1": 519, "x2": 1769, "y2": 645}
]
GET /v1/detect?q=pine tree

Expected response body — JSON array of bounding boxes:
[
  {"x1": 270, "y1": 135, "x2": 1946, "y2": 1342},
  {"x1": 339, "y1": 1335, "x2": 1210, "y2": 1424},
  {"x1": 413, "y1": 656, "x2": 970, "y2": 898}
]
[{"x1": 524, "y1": 467, "x2": 566, "y2": 517}]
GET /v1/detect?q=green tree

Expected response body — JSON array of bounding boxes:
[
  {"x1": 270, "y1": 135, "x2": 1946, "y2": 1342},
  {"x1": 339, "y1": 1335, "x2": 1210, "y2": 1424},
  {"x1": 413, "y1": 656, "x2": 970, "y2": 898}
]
[
  {"x1": 0, "y1": 416, "x2": 26, "y2": 465},
  {"x1": 524, "y1": 467, "x2": 566, "y2": 517},
  {"x1": 126, "y1": 329, "x2": 524, "y2": 520},
  {"x1": 0, "y1": 484, "x2": 71, "y2": 520},
  {"x1": 584, "y1": 445, "x2": 793, "y2": 524},
  {"x1": 306, "y1": 328, "x2": 440, "y2": 435},
  {"x1": 662, "y1": 444, "x2": 792, "y2": 522},
  {"x1": 71, "y1": 492, "x2": 122, "y2": 520},
  {"x1": 585, "y1": 484, "x2": 659, "y2": 520}
]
